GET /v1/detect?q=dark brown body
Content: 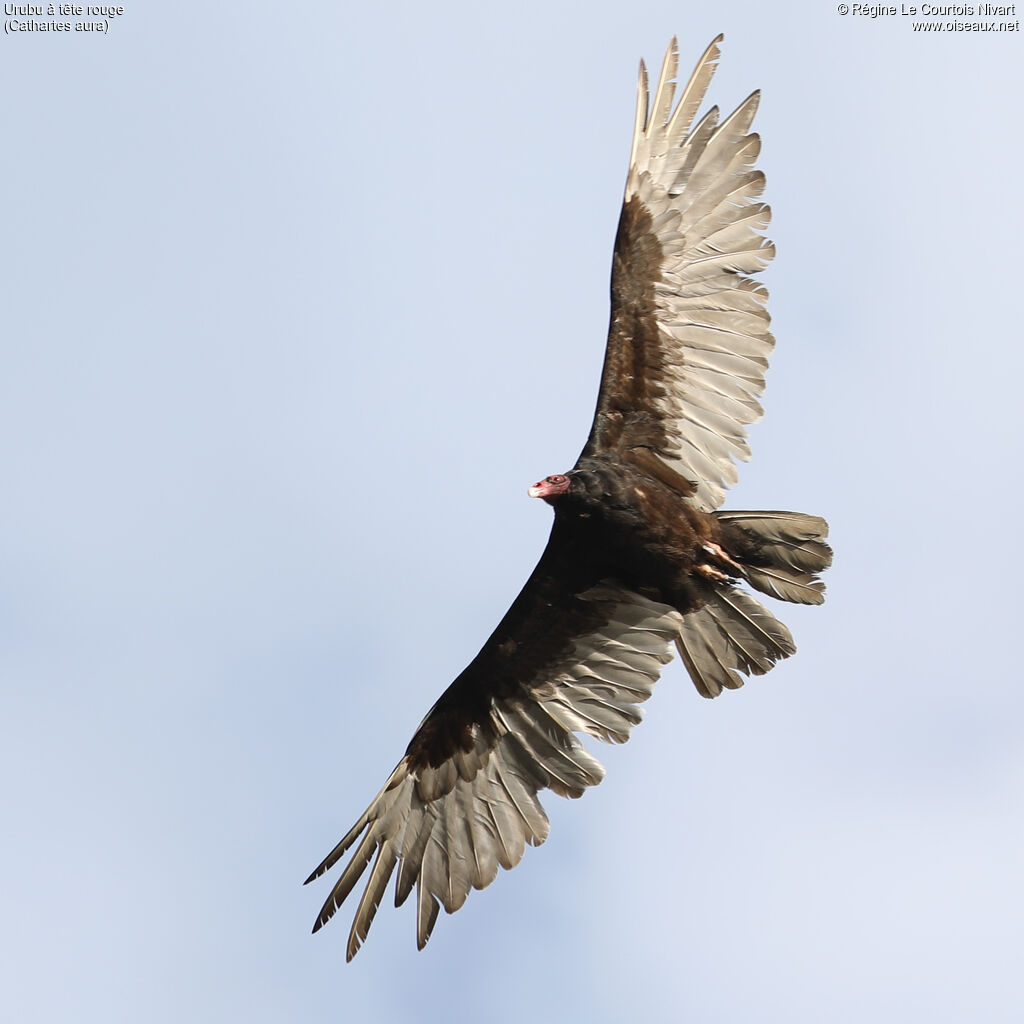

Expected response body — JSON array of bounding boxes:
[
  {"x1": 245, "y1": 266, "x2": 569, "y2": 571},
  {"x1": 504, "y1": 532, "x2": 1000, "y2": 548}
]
[{"x1": 555, "y1": 458, "x2": 734, "y2": 608}]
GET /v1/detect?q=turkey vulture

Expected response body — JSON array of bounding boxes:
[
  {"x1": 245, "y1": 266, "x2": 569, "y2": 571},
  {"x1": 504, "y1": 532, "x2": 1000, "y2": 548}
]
[{"x1": 306, "y1": 35, "x2": 831, "y2": 959}]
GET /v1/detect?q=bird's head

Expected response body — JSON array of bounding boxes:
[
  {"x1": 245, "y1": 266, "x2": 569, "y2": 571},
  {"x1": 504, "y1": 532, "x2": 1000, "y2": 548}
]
[{"x1": 528, "y1": 473, "x2": 572, "y2": 503}]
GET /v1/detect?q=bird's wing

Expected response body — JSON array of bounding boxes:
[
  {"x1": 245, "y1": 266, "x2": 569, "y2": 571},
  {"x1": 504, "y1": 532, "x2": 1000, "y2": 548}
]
[
  {"x1": 304, "y1": 531, "x2": 686, "y2": 959},
  {"x1": 581, "y1": 36, "x2": 775, "y2": 511}
]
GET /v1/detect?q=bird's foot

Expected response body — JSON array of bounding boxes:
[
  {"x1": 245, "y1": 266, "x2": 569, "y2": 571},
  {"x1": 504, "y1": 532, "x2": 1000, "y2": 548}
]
[
  {"x1": 696, "y1": 563, "x2": 730, "y2": 582},
  {"x1": 701, "y1": 542, "x2": 744, "y2": 574}
]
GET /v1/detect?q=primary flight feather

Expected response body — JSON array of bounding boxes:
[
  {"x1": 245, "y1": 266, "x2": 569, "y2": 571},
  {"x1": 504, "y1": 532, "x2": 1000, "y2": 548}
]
[{"x1": 305, "y1": 35, "x2": 831, "y2": 960}]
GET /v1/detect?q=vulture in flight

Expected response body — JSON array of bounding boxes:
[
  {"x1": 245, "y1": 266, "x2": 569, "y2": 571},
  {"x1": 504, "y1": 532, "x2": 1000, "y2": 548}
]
[{"x1": 306, "y1": 35, "x2": 831, "y2": 959}]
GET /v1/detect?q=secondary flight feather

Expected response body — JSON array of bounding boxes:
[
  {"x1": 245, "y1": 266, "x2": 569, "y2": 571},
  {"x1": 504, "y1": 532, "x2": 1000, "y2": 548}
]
[{"x1": 305, "y1": 35, "x2": 831, "y2": 960}]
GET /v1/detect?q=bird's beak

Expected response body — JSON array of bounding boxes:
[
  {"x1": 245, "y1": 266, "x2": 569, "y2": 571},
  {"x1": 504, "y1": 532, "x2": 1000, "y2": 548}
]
[{"x1": 529, "y1": 477, "x2": 569, "y2": 499}]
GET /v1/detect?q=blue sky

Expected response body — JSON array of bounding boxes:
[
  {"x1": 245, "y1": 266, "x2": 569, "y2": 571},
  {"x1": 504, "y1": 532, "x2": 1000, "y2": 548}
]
[{"x1": 3, "y1": 2, "x2": 1022, "y2": 1021}]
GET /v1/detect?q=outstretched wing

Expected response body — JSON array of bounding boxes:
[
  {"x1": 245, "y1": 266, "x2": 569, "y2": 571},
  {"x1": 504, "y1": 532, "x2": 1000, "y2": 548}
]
[
  {"x1": 582, "y1": 36, "x2": 775, "y2": 511},
  {"x1": 305, "y1": 529, "x2": 687, "y2": 959}
]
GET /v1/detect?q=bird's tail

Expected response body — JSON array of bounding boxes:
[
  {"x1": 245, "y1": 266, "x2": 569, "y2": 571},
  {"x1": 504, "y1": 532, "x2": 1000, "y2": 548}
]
[
  {"x1": 715, "y1": 510, "x2": 832, "y2": 605},
  {"x1": 673, "y1": 511, "x2": 831, "y2": 698}
]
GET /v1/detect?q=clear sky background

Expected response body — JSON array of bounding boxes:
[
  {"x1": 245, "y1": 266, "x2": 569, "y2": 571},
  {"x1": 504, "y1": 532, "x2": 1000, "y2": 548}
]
[{"x1": 3, "y1": 1, "x2": 1022, "y2": 1021}]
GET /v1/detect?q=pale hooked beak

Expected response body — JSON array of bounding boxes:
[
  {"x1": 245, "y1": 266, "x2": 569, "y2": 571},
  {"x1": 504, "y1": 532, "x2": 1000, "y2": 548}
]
[{"x1": 528, "y1": 476, "x2": 570, "y2": 500}]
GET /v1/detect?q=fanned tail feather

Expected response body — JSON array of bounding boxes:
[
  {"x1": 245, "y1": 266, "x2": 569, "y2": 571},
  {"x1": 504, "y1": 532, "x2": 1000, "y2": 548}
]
[{"x1": 716, "y1": 510, "x2": 832, "y2": 605}]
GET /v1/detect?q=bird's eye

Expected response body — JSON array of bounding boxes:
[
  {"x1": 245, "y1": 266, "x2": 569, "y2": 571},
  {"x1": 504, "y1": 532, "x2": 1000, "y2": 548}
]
[{"x1": 548, "y1": 475, "x2": 565, "y2": 484}]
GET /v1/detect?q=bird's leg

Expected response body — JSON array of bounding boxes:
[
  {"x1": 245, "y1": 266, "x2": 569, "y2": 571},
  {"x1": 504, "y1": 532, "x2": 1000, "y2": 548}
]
[
  {"x1": 695, "y1": 562, "x2": 730, "y2": 582},
  {"x1": 696, "y1": 541, "x2": 745, "y2": 582},
  {"x1": 702, "y1": 542, "x2": 744, "y2": 572}
]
